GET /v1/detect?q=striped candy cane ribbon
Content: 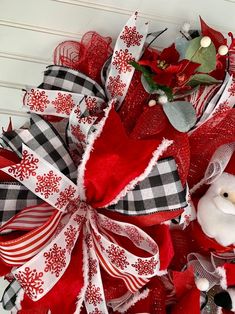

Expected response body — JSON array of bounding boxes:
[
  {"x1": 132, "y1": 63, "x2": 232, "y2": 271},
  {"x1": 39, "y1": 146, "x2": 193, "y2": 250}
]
[{"x1": 0, "y1": 144, "x2": 164, "y2": 313}]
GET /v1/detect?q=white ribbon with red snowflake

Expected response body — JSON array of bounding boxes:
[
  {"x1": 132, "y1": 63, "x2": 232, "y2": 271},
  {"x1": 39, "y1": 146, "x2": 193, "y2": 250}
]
[
  {"x1": 1, "y1": 145, "x2": 163, "y2": 313},
  {"x1": 23, "y1": 87, "x2": 106, "y2": 146},
  {"x1": 23, "y1": 87, "x2": 105, "y2": 118},
  {"x1": 105, "y1": 12, "x2": 148, "y2": 108}
]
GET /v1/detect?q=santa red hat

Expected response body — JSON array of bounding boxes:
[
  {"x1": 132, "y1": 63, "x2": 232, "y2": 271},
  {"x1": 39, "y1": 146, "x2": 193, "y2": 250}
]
[{"x1": 217, "y1": 263, "x2": 235, "y2": 290}]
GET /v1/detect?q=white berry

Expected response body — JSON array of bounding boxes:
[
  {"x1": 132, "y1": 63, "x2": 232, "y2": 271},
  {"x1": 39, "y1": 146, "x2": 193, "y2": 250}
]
[
  {"x1": 195, "y1": 278, "x2": 210, "y2": 291},
  {"x1": 182, "y1": 22, "x2": 191, "y2": 33},
  {"x1": 148, "y1": 99, "x2": 157, "y2": 107},
  {"x1": 158, "y1": 95, "x2": 168, "y2": 105},
  {"x1": 218, "y1": 45, "x2": 229, "y2": 56},
  {"x1": 200, "y1": 36, "x2": 212, "y2": 48}
]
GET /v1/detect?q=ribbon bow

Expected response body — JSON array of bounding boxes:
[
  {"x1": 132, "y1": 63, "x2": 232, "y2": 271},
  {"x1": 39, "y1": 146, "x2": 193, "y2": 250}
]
[{"x1": 0, "y1": 105, "x2": 170, "y2": 313}]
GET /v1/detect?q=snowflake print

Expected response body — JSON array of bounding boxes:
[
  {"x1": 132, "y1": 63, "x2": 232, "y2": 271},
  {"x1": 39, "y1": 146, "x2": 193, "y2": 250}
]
[
  {"x1": 106, "y1": 244, "x2": 129, "y2": 270},
  {"x1": 228, "y1": 82, "x2": 235, "y2": 96},
  {"x1": 27, "y1": 89, "x2": 50, "y2": 112},
  {"x1": 112, "y1": 49, "x2": 134, "y2": 73},
  {"x1": 85, "y1": 283, "x2": 103, "y2": 306},
  {"x1": 54, "y1": 221, "x2": 65, "y2": 238},
  {"x1": 44, "y1": 243, "x2": 66, "y2": 277},
  {"x1": 124, "y1": 226, "x2": 144, "y2": 246},
  {"x1": 35, "y1": 170, "x2": 62, "y2": 199},
  {"x1": 94, "y1": 233, "x2": 105, "y2": 252},
  {"x1": 90, "y1": 308, "x2": 102, "y2": 314},
  {"x1": 15, "y1": 267, "x2": 44, "y2": 300},
  {"x1": 214, "y1": 102, "x2": 231, "y2": 115},
  {"x1": 107, "y1": 75, "x2": 126, "y2": 98},
  {"x1": 88, "y1": 257, "x2": 98, "y2": 279},
  {"x1": 8, "y1": 150, "x2": 39, "y2": 181},
  {"x1": 85, "y1": 234, "x2": 93, "y2": 249},
  {"x1": 132, "y1": 257, "x2": 158, "y2": 276},
  {"x1": 52, "y1": 92, "x2": 75, "y2": 115},
  {"x1": 64, "y1": 225, "x2": 77, "y2": 253},
  {"x1": 102, "y1": 218, "x2": 122, "y2": 234},
  {"x1": 120, "y1": 25, "x2": 143, "y2": 47},
  {"x1": 85, "y1": 97, "x2": 98, "y2": 114},
  {"x1": 67, "y1": 198, "x2": 79, "y2": 214},
  {"x1": 74, "y1": 213, "x2": 86, "y2": 226},
  {"x1": 90, "y1": 211, "x2": 99, "y2": 225},
  {"x1": 70, "y1": 124, "x2": 86, "y2": 143},
  {"x1": 78, "y1": 116, "x2": 95, "y2": 125},
  {"x1": 146, "y1": 238, "x2": 158, "y2": 254},
  {"x1": 219, "y1": 100, "x2": 229, "y2": 107},
  {"x1": 55, "y1": 185, "x2": 76, "y2": 209},
  {"x1": 74, "y1": 106, "x2": 81, "y2": 119}
]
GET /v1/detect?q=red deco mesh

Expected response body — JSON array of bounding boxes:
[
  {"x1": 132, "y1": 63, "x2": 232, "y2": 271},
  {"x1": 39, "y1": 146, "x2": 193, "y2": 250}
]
[
  {"x1": 188, "y1": 107, "x2": 235, "y2": 190},
  {"x1": 53, "y1": 31, "x2": 113, "y2": 84},
  {"x1": 118, "y1": 70, "x2": 149, "y2": 133}
]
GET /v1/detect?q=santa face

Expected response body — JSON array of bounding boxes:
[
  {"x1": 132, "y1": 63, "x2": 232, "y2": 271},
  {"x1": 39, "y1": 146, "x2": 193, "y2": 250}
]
[{"x1": 197, "y1": 172, "x2": 235, "y2": 247}]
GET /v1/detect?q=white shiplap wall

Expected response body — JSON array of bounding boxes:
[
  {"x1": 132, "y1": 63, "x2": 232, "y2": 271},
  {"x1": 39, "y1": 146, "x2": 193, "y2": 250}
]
[
  {"x1": 1, "y1": 0, "x2": 235, "y2": 130},
  {"x1": 0, "y1": 0, "x2": 235, "y2": 312}
]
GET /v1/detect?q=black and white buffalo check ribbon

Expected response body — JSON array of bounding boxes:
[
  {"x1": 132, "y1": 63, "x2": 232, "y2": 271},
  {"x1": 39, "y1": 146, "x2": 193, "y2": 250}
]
[
  {"x1": 108, "y1": 157, "x2": 187, "y2": 215},
  {"x1": 39, "y1": 65, "x2": 106, "y2": 100},
  {"x1": 1, "y1": 280, "x2": 22, "y2": 311},
  {"x1": 1, "y1": 113, "x2": 77, "y2": 181},
  {"x1": 0, "y1": 183, "x2": 41, "y2": 228}
]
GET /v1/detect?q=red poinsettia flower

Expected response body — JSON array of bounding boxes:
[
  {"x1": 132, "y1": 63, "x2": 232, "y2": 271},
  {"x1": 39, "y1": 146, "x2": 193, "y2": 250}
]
[{"x1": 139, "y1": 44, "x2": 200, "y2": 89}]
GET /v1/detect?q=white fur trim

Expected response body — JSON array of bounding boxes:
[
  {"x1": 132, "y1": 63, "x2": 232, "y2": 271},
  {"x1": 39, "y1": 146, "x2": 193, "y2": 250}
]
[
  {"x1": 11, "y1": 289, "x2": 25, "y2": 314},
  {"x1": 106, "y1": 138, "x2": 173, "y2": 206},
  {"x1": 157, "y1": 269, "x2": 168, "y2": 276},
  {"x1": 74, "y1": 228, "x2": 89, "y2": 314},
  {"x1": 216, "y1": 266, "x2": 227, "y2": 289},
  {"x1": 116, "y1": 288, "x2": 150, "y2": 313},
  {"x1": 216, "y1": 307, "x2": 223, "y2": 314},
  {"x1": 77, "y1": 103, "x2": 114, "y2": 201},
  {"x1": 228, "y1": 288, "x2": 235, "y2": 311}
]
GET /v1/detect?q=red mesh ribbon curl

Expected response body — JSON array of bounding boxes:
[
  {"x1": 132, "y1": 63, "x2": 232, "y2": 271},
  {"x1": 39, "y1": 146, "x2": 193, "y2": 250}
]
[
  {"x1": 54, "y1": 32, "x2": 113, "y2": 84},
  {"x1": 189, "y1": 107, "x2": 235, "y2": 190}
]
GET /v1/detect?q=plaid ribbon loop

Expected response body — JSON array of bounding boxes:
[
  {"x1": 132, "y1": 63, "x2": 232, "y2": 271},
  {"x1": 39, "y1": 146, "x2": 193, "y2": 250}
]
[
  {"x1": 40, "y1": 65, "x2": 106, "y2": 99},
  {"x1": 108, "y1": 157, "x2": 187, "y2": 215}
]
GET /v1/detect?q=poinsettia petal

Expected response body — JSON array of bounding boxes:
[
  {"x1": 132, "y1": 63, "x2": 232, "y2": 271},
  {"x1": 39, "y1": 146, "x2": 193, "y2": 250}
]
[
  {"x1": 160, "y1": 44, "x2": 180, "y2": 64},
  {"x1": 138, "y1": 59, "x2": 157, "y2": 73},
  {"x1": 153, "y1": 72, "x2": 173, "y2": 87},
  {"x1": 164, "y1": 64, "x2": 182, "y2": 73},
  {"x1": 200, "y1": 16, "x2": 227, "y2": 49}
]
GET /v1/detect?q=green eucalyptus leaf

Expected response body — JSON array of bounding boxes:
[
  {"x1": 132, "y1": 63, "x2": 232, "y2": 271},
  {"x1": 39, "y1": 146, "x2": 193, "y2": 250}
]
[
  {"x1": 175, "y1": 37, "x2": 190, "y2": 59},
  {"x1": 129, "y1": 61, "x2": 151, "y2": 76},
  {"x1": 163, "y1": 101, "x2": 196, "y2": 132},
  {"x1": 188, "y1": 73, "x2": 221, "y2": 86},
  {"x1": 141, "y1": 74, "x2": 154, "y2": 93},
  {"x1": 185, "y1": 36, "x2": 216, "y2": 73}
]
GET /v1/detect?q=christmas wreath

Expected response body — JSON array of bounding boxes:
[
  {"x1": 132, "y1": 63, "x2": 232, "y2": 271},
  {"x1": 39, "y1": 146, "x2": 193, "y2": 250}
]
[{"x1": 1, "y1": 12, "x2": 235, "y2": 314}]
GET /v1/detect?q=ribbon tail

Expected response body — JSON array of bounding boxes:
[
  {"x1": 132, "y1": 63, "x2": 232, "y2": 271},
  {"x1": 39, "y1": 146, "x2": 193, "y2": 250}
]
[
  {"x1": 105, "y1": 12, "x2": 149, "y2": 108},
  {"x1": 12, "y1": 210, "x2": 84, "y2": 301},
  {"x1": 83, "y1": 223, "x2": 109, "y2": 314}
]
